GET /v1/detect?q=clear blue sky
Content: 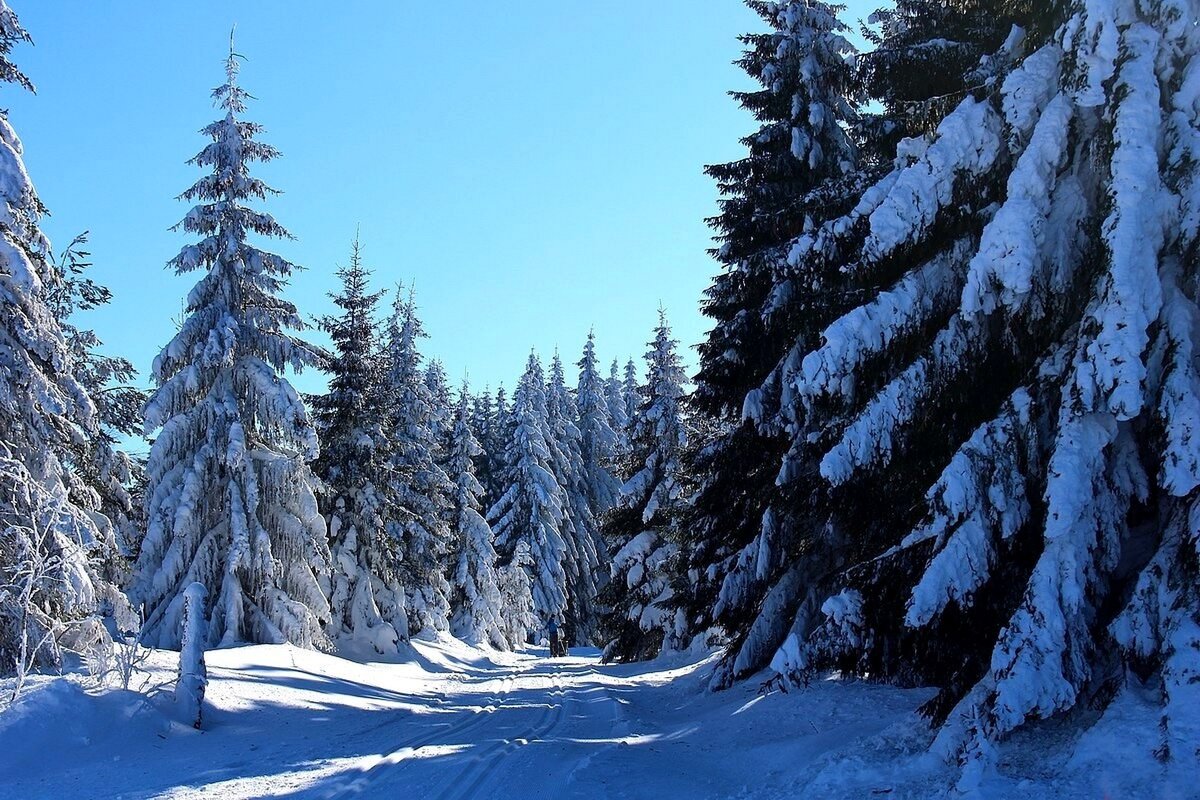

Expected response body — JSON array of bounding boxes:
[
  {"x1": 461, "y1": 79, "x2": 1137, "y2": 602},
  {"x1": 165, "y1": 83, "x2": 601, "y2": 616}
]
[{"x1": 7, "y1": 1, "x2": 878, "y2": 404}]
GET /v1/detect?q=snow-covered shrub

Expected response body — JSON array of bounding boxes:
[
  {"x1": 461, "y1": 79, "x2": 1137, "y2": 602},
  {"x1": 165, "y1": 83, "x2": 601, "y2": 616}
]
[{"x1": 497, "y1": 541, "x2": 536, "y2": 648}]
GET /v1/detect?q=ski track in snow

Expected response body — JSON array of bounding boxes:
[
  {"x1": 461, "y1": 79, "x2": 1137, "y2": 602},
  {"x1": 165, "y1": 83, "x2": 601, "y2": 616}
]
[
  {"x1": 0, "y1": 637, "x2": 1186, "y2": 800},
  {"x1": 321, "y1": 673, "x2": 523, "y2": 799}
]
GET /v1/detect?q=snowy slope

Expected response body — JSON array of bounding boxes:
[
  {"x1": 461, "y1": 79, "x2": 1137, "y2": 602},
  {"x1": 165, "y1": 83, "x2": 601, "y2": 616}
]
[{"x1": 0, "y1": 639, "x2": 1190, "y2": 799}]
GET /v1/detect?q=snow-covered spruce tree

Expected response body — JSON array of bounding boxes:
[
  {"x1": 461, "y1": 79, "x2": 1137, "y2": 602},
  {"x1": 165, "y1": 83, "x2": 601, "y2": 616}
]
[
  {"x1": 576, "y1": 331, "x2": 621, "y2": 515},
  {"x1": 134, "y1": 45, "x2": 331, "y2": 650},
  {"x1": 697, "y1": 0, "x2": 861, "y2": 416},
  {"x1": 546, "y1": 351, "x2": 605, "y2": 644},
  {"x1": 48, "y1": 233, "x2": 146, "y2": 594},
  {"x1": 0, "y1": 3, "x2": 127, "y2": 671},
  {"x1": 381, "y1": 288, "x2": 454, "y2": 635},
  {"x1": 621, "y1": 359, "x2": 640, "y2": 439},
  {"x1": 604, "y1": 358, "x2": 631, "y2": 456},
  {"x1": 470, "y1": 388, "x2": 507, "y2": 512},
  {"x1": 424, "y1": 358, "x2": 453, "y2": 450},
  {"x1": 487, "y1": 353, "x2": 568, "y2": 641},
  {"x1": 485, "y1": 384, "x2": 516, "y2": 509},
  {"x1": 446, "y1": 382, "x2": 507, "y2": 648},
  {"x1": 737, "y1": 0, "x2": 1200, "y2": 782},
  {"x1": 423, "y1": 358, "x2": 456, "y2": 545},
  {"x1": 601, "y1": 310, "x2": 690, "y2": 662},
  {"x1": 312, "y1": 237, "x2": 405, "y2": 653},
  {"x1": 683, "y1": 0, "x2": 865, "y2": 686},
  {"x1": 494, "y1": 384, "x2": 511, "y2": 431},
  {"x1": 496, "y1": 540, "x2": 536, "y2": 649}
]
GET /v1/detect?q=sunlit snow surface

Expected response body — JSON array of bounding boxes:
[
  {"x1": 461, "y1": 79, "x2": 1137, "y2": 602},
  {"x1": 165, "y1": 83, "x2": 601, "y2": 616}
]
[{"x1": 0, "y1": 637, "x2": 1189, "y2": 799}]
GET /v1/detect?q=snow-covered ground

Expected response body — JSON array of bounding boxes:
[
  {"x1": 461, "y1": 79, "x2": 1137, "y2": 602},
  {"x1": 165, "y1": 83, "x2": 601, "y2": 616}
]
[{"x1": 0, "y1": 638, "x2": 1191, "y2": 799}]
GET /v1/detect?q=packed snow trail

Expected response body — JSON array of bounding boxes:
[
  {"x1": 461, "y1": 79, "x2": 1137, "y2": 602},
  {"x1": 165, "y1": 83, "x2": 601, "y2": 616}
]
[{"x1": 0, "y1": 638, "x2": 1184, "y2": 799}]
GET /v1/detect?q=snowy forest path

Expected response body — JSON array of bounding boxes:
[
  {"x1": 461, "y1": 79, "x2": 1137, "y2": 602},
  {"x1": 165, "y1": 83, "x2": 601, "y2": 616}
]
[
  {"x1": 0, "y1": 639, "x2": 952, "y2": 799},
  {"x1": 304, "y1": 645, "x2": 624, "y2": 800}
]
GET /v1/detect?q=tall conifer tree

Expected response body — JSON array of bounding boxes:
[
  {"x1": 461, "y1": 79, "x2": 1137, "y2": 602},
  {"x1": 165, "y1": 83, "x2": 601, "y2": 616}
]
[
  {"x1": 621, "y1": 359, "x2": 640, "y2": 436},
  {"x1": 605, "y1": 358, "x2": 631, "y2": 457},
  {"x1": 48, "y1": 233, "x2": 146, "y2": 589},
  {"x1": 424, "y1": 358, "x2": 453, "y2": 449},
  {"x1": 470, "y1": 388, "x2": 506, "y2": 512},
  {"x1": 381, "y1": 288, "x2": 454, "y2": 635},
  {"x1": 0, "y1": 3, "x2": 124, "y2": 669},
  {"x1": 547, "y1": 351, "x2": 604, "y2": 644},
  {"x1": 488, "y1": 353, "x2": 568, "y2": 640},
  {"x1": 576, "y1": 332, "x2": 621, "y2": 515},
  {"x1": 447, "y1": 382, "x2": 507, "y2": 648},
  {"x1": 602, "y1": 311, "x2": 690, "y2": 662},
  {"x1": 135, "y1": 43, "x2": 330, "y2": 649},
  {"x1": 686, "y1": 0, "x2": 865, "y2": 686},
  {"x1": 312, "y1": 238, "x2": 404, "y2": 653},
  {"x1": 697, "y1": 0, "x2": 1200, "y2": 784}
]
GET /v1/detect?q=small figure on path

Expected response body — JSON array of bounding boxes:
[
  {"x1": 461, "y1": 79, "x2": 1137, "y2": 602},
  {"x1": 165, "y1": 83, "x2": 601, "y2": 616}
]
[{"x1": 548, "y1": 618, "x2": 567, "y2": 657}]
